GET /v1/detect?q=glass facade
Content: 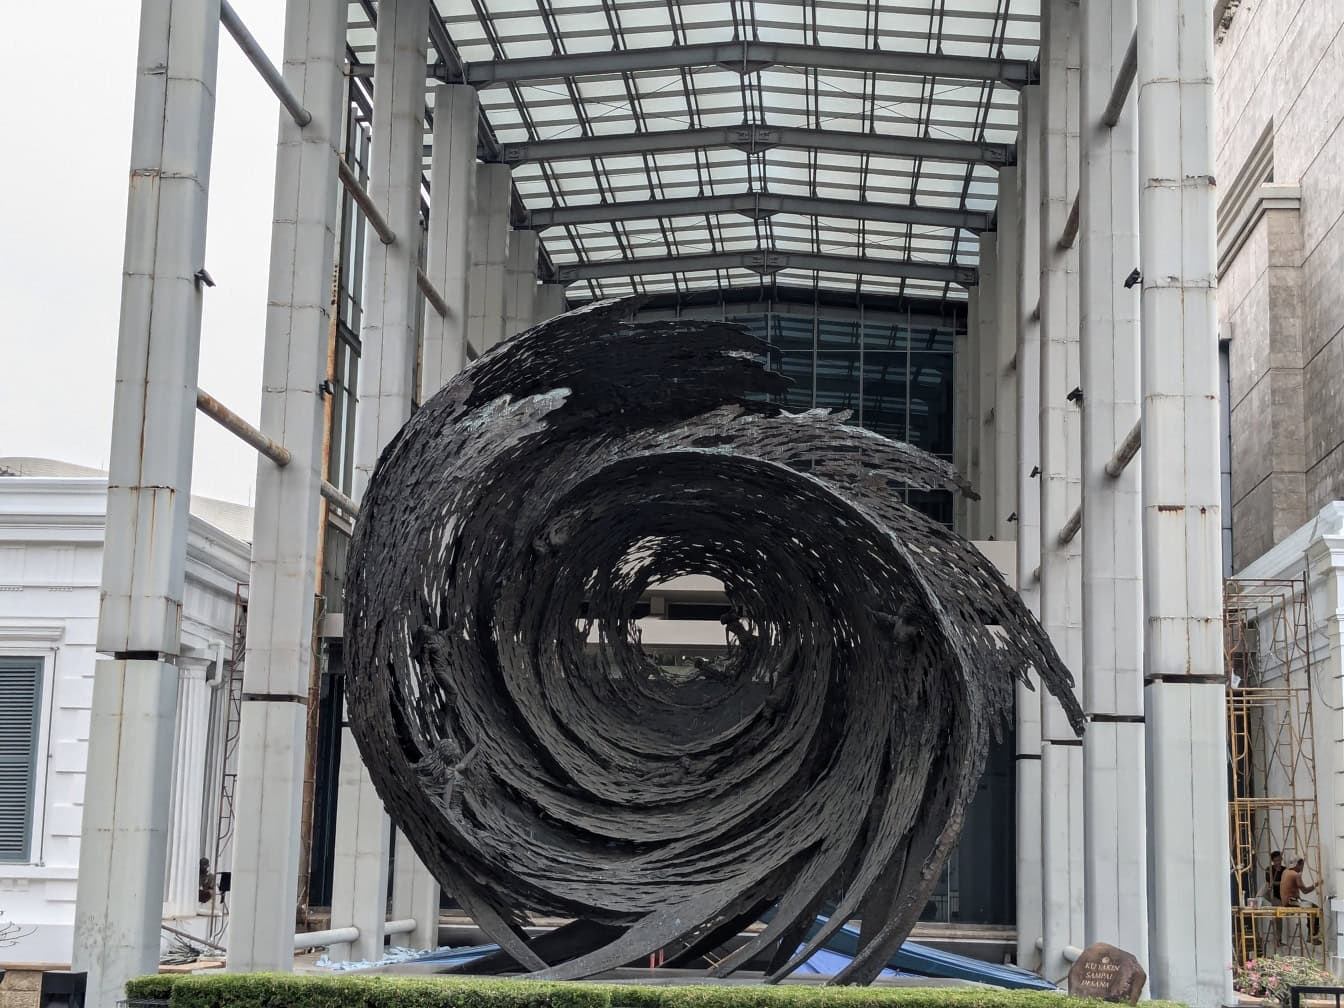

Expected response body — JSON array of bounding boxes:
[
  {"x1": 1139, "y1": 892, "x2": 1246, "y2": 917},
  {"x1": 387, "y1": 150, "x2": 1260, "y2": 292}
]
[{"x1": 639, "y1": 298, "x2": 962, "y2": 526}]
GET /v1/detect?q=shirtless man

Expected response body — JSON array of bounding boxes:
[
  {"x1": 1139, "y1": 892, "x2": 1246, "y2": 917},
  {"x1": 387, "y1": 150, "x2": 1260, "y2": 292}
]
[{"x1": 1280, "y1": 857, "x2": 1321, "y2": 944}]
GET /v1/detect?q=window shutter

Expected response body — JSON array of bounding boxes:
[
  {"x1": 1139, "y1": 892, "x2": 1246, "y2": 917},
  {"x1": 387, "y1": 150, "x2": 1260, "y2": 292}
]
[{"x1": 0, "y1": 657, "x2": 42, "y2": 861}]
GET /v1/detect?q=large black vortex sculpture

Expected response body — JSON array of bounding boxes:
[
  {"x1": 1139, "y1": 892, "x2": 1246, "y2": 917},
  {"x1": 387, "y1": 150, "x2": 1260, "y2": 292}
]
[{"x1": 345, "y1": 298, "x2": 1083, "y2": 984}]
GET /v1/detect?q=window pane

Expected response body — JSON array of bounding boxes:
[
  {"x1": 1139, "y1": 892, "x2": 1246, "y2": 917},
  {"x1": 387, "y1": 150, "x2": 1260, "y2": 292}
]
[{"x1": 0, "y1": 657, "x2": 42, "y2": 862}]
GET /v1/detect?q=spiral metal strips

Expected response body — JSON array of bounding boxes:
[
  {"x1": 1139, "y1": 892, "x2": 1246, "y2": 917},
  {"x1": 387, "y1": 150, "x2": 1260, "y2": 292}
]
[{"x1": 344, "y1": 298, "x2": 1082, "y2": 984}]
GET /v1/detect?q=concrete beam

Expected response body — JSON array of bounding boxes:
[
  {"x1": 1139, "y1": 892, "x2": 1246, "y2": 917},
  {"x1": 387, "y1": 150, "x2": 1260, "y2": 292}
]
[{"x1": 226, "y1": 0, "x2": 348, "y2": 973}]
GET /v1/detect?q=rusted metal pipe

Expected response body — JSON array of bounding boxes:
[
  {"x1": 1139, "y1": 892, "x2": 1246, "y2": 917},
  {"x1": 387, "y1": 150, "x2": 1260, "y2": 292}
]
[
  {"x1": 195, "y1": 388, "x2": 292, "y2": 466},
  {"x1": 220, "y1": 0, "x2": 312, "y2": 128},
  {"x1": 417, "y1": 267, "x2": 452, "y2": 318},
  {"x1": 1105, "y1": 420, "x2": 1142, "y2": 478},
  {"x1": 1058, "y1": 193, "x2": 1081, "y2": 250},
  {"x1": 321, "y1": 479, "x2": 359, "y2": 516},
  {"x1": 299, "y1": 265, "x2": 343, "y2": 927},
  {"x1": 337, "y1": 157, "x2": 396, "y2": 245},
  {"x1": 1102, "y1": 30, "x2": 1139, "y2": 129},
  {"x1": 1045, "y1": 423, "x2": 1140, "y2": 549},
  {"x1": 1057, "y1": 506, "x2": 1082, "y2": 547}
]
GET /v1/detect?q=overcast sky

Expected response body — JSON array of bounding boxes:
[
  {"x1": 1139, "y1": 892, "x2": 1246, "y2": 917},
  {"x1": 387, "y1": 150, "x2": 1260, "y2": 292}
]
[{"x1": 2, "y1": 1, "x2": 289, "y2": 506}]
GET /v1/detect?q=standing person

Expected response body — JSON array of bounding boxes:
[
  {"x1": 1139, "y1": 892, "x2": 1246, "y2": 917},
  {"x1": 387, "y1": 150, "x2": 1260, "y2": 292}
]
[
  {"x1": 1260, "y1": 850, "x2": 1285, "y2": 902},
  {"x1": 1280, "y1": 857, "x2": 1321, "y2": 945},
  {"x1": 1259, "y1": 851, "x2": 1286, "y2": 953}
]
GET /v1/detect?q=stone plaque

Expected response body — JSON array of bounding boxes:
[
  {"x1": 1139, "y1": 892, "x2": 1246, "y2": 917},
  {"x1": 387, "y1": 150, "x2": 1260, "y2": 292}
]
[{"x1": 1067, "y1": 942, "x2": 1147, "y2": 1004}]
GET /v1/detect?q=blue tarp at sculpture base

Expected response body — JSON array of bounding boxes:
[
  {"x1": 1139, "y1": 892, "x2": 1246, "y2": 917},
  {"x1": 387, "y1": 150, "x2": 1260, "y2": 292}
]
[
  {"x1": 799, "y1": 916, "x2": 1057, "y2": 991},
  {"x1": 791, "y1": 947, "x2": 903, "y2": 979},
  {"x1": 401, "y1": 916, "x2": 1057, "y2": 992}
]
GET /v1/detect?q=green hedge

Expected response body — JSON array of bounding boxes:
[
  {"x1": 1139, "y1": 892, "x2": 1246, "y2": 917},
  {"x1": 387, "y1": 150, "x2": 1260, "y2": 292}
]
[{"x1": 125, "y1": 973, "x2": 1187, "y2": 1008}]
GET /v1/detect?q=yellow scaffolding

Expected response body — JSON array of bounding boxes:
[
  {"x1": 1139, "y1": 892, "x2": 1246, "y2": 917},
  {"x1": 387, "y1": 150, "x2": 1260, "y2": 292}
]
[{"x1": 1226, "y1": 577, "x2": 1324, "y2": 965}]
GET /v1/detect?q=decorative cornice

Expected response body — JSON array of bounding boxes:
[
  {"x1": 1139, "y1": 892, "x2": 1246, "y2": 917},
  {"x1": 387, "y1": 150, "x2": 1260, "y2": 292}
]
[
  {"x1": 1218, "y1": 183, "x2": 1300, "y2": 280},
  {"x1": 0, "y1": 618, "x2": 67, "y2": 643},
  {"x1": 0, "y1": 479, "x2": 251, "y2": 586}
]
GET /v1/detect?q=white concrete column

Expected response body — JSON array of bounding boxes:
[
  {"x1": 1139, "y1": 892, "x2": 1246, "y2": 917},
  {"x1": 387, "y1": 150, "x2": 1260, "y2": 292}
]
[
  {"x1": 1079, "y1": 0, "x2": 1148, "y2": 961},
  {"x1": 336, "y1": 0, "x2": 429, "y2": 965},
  {"x1": 504, "y1": 229, "x2": 538, "y2": 340},
  {"x1": 977, "y1": 235, "x2": 999, "y2": 540},
  {"x1": 965, "y1": 291, "x2": 982, "y2": 530},
  {"x1": 1137, "y1": 0, "x2": 1233, "y2": 1000},
  {"x1": 1014, "y1": 84, "x2": 1045, "y2": 972},
  {"x1": 468, "y1": 163, "x2": 512, "y2": 353},
  {"x1": 164, "y1": 660, "x2": 212, "y2": 918},
  {"x1": 224, "y1": 0, "x2": 347, "y2": 973},
  {"x1": 954, "y1": 309, "x2": 971, "y2": 536},
  {"x1": 1016, "y1": 87, "x2": 1044, "y2": 619},
  {"x1": 351, "y1": 0, "x2": 428, "y2": 500},
  {"x1": 329, "y1": 721, "x2": 390, "y2": 962},
  {"x1": 533, "y1": 283, "x2": 568, "y2": 326},
  {"x1": 395, "y1": 83, "x2": 472, "y2": 939},
  {"x1": 392, "y1": 830, "x2": 440, "y2": 949},
  {"x1": 1039, "y1": 0, "x2": 1085, "y2": 982},
  {"x1": 393, "y1": 86, "x2": 473, "y2": 942},
  {"x1": 995, "y1": 166, "x2": 1021, "y2": 543},
  {"x1": 73, "y1": 3, "x2": 218, "y2": 1004},
  {"x1": 420, "y1": 83, "x2": 477, "y2": 399}
]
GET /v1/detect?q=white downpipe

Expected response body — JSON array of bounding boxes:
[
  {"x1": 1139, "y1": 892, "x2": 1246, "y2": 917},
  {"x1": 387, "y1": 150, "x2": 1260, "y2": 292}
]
[
  {"x1": 294, "y1": 927, "x2": 360, "y2": 949},
  {"x1": 292, "y1": 918, "x2": 417, "y2": 951},
  {"x1": 205, "y1": 640, "x2": 226, "y2": 689}
]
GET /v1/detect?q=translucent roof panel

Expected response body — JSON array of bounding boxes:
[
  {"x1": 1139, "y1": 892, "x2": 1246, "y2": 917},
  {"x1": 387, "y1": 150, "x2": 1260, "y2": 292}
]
[{"x1": 350, "y1": 0, "x2": 1040, "y2": 305}]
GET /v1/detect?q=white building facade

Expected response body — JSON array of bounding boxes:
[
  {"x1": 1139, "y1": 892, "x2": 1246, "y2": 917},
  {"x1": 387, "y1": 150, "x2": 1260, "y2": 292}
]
[{"x1": 0, "y1": 472, "x2": 249, "y2": 965}]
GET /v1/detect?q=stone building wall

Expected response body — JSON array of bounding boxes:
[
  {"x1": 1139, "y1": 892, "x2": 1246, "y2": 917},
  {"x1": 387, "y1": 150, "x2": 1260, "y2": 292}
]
[{"x1": 1215, "y1": 0, "x2": 1344, "y2": 570}]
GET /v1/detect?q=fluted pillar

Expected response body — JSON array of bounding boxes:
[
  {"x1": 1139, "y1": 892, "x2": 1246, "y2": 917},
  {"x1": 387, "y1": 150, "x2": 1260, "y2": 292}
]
[{"x1": 163, "y1": 660, "x2": 213, "y2": 918}]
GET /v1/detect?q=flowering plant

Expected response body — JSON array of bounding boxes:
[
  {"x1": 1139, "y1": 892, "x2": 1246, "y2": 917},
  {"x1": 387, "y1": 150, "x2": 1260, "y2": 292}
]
[{"x1": 1235, "y1": 956, "x2": 1336, "y2": 1003}]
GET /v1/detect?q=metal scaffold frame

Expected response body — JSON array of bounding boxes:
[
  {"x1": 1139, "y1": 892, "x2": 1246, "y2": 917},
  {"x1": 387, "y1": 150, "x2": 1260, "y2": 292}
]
[{"x1": 1226, "y1": 577, "x2": 1324, "y2": 965}]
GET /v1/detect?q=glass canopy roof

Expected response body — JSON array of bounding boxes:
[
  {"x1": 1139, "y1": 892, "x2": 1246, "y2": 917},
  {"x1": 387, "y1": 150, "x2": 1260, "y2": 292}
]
[{"x1": 346, "y1": 0, "x2": 1038, "y2": 305}]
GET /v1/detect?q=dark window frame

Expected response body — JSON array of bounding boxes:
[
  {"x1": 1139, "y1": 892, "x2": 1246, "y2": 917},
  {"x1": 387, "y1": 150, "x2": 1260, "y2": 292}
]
[{"x1": 0, "y1": 655, "x2": 44, "y2": 863}]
